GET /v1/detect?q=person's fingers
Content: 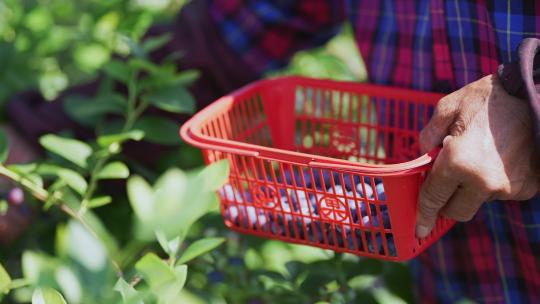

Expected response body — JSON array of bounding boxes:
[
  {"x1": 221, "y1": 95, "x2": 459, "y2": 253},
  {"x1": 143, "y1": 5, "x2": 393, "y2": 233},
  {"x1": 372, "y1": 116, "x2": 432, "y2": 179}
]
[
  {"x1": 440, "y1": 187, "x2": 487, "y2": 222},
  {"x1": 416, "y1": 150, "x2": 460, "y2": 238},
  {"x1": 511, "y1": 177, "x2": 539, "y2": 201},
  {"x1": 419, "y1": 94, "x2": 460, "y2": 153}
]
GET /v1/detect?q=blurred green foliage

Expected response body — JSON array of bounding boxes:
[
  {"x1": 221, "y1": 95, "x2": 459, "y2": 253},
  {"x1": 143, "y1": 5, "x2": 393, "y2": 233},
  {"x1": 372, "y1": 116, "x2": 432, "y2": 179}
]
[
  {"x1": 0, "y1": 1, "x2": 418, "y2": 303},
  {"x1": 268, "y1": 24, "x2": 367, "y2": 83},
  {"x1": 0, "y1": 0, "x2": 186, "y2": 103}
]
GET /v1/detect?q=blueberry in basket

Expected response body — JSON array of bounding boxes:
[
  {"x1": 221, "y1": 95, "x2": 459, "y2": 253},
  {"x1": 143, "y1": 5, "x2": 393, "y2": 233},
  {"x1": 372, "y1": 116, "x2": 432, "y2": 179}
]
[{"x1": 221, "y1": 173, "x2": 396, "y2": 256}]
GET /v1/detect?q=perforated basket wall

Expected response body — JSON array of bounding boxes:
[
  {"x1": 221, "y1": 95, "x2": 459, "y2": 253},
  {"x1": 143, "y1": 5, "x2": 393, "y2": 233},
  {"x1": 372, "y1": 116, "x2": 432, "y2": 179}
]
[{"x1": 181, "y1": 77, "x2": 454, "y2": 261}]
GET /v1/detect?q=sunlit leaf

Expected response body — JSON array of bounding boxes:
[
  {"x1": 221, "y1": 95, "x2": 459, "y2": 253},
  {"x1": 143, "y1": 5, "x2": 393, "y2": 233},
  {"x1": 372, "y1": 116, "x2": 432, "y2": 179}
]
[
  {"x1": 31, "y1": 287, "x2": 67, "y2": 304},
  {"x1": 66, "y1": 220, "x2": 107, "y2": 272},
  {"x1": 35, "y1": 164, "x2": 87, "y2": 195},
  {"x1": 114, "y1": 278, "x2": 141, "y2": 304},
  {"x1": 127, "y1": 175, "x2": 154, "y2": 224},
  {"x1": 22, "y1": 251, "x2": 59, "y2": 285},
  {"x1": 74, "y1": 43, "x2": 110, "y2": 72},
  {"x1": 173, "y1": 265, "x2": 187, "y2": 291},
  {"x1": 57, "y1": 169, "x2": 87, "y2": 195},
  {"x1": 177, "y1": 237, "x2": 225, "y2": 265},
  {"x1": 196, "y1": 160, "x2": 230, "y2": 191},
  {"x1": 155, "y1": 231, "x2": 181, "y2": 257},
  {"x1": 97, "y1": 130, "x2": 144, "y2": 147},
  {"x1": 6, "y1": 163, "x2": 37, "y2": 174},
  {"x1": 135, "y1": 253, "x2": 175, "y2": 288},
  {"x1": 136, "y1": 253, "x2": 187, "y2": 303},
  {"x1": 39, "y1": 135, "x2": 92, "y2": 168},
  {"x1": 6, "y1": 164, "x2": 42, "y2": 188},
  {"x1": 128, "y1": 168, "x2": 219, "y2": 242},
  {"x1": 0, "y1": 263, "x2": 11, "y2": 294},
  {"x1": 24, "y1": 7, "x2": 53, "y2": 33},
  {"x1": 54, "y1": 266, "x2": 81, "y2": 304},
  {"x1": 87, "y1": 196, "x2": 112, "y2": 209},
  {"x1": 96, "y1": 161, "x2": 129, "y2": 179}
]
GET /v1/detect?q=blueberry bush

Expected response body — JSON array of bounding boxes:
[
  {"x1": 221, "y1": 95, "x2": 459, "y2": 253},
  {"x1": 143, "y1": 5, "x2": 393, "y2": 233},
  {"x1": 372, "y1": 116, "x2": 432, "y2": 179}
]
[{"x1": 0, "y1": 1, "x2": 415, "y2": 303}]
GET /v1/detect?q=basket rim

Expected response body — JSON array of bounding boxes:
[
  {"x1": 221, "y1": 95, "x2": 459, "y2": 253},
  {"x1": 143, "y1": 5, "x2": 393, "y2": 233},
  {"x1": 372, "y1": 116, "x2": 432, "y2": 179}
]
[{"x1": 180, "y1": 76, "x2": 443, "y2": 175}]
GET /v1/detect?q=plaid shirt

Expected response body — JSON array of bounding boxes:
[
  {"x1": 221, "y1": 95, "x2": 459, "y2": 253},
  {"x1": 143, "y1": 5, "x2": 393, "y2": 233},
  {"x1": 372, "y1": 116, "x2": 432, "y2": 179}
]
[{"x1": 208, "y1": 1, "x2": 540, "y2": 303}]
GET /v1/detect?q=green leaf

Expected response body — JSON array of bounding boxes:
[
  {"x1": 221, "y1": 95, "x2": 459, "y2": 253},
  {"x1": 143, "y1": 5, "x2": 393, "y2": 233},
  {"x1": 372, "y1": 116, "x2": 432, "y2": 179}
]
[
  {"x1": 114, "y1": 278, "x2": 141, "y2": 304},
  {"x1": 39, "y1": 134, "x2": 92, "y2": 168},
  {"x1": 64, "y1": 94, "x2": 125, "y2": 127},
  {"x1": 142, "y1": 33, "x2": 172, "y2": 53},
  {"x1": 6, "y1": 163, "x2": 37, "y2": 174},
  {"x1": 383, "y1": 263, "x2": 414, "y2": 304},
  {"x1": 155, "y1": 231, "x2": 181, "y2": 257},
  {"x1": 151, "y1": 169, "x2": 189, "y2": 239},
  {"x1": 22, "y1": 251, "x2": 46, "y2": 283},
  {"x1": 173, "y1": 70, "x2": 200, "y2": 86},
  {"x1": 128, "y1": 168, "x2": 218, "y2": 242},
  {"x1": 196, "y1": 160, "x2": 230, "y2": 191},
  {"x1": 139, "y1": 70, "x2": 200, "y2": 91},
  {"x1": 74, "y1": 43, "x2": 110, "y2": 72},
  {"x1": 97, "y1": 130, "x2": 144, "y2": 147},
  {"x1": 128, "y1": 58, "x2": 160, "y2": 74},
  {"x1": 135, "y1": 253, "x2": 175, "y2": 288},
  {"x1": 44, "y1": 180, "x2": 67, "y2": 210},
  {"x1": 0, "y1": 200, "x2": 7, "y2": 215},
  {"x1": 145, "y1": 84, "x2": 195, "y2": 114},
  {"x1": 6, "y1": 163, "x2": 42, "y2": 186},
  {"x1": 54, "y1": 266, "x2": 82, "y2": 304},
  {"x1": 103, "y1": 60, "x2": 132, "y2": 83},
  {"x1": 32, "y1": 287, "x2": 67, "y2": 304},
  {"x1": 173, "y1": 264, "x2": 187, "y2": 291},
  {"x1": 66, "y1": 220, "x2": 107, "y2": 272},
  {"x1": 127, "y1": 175, "x2": 155, "y2": 224},
  {"x1": 22, "y1": 251, "x2": 55, "y2": 284},
  {"x1": 87, "y1": 196, "x2": 112, "y2": 209},
  {"x1": 35, "y1": 164, "x2": 87, "y2": 195},
  {"x1": 96, "y1": 161, "x2": 129, "y2": 179},
  {"x1": 133, "y1": 116, "x2": 180, "y2": 145},
  {"x1": 0, "y1": 129, "x2": 8, "y2": 163},
  {"x1": 0, "y1": 263, "x2": 11, "y2": 294},
  {"x1": 299, "y1": 271, "x2": 336, "y2": 297},
  {"x1": 135, "y1": 257, "x2": 187, "y2": 304},
  {"x1": 57, "y1": 169, "x2": 87, "y2": 195},
  {"x1": 177, "y1": 237, "x2": 225, "y2": 264}
]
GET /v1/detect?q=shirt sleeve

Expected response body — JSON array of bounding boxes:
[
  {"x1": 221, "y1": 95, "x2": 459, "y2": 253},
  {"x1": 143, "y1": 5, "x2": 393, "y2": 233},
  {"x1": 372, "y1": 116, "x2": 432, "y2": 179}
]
[
  {"x1": 497, "y1": 38, "x2": 540, "y2": 153},
  {"x1": 207, "y1": 0, "x2": 347, "y2": 75}
]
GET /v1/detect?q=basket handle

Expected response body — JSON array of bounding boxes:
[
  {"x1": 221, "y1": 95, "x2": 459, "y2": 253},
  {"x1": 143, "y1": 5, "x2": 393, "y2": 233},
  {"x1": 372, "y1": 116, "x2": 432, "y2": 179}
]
[
  {"x1": 424, "y1": 147, "x2": 441, "y2": 168},
  {"x1": 306, "y1": 147, "x2": 442, "y2": 175}
]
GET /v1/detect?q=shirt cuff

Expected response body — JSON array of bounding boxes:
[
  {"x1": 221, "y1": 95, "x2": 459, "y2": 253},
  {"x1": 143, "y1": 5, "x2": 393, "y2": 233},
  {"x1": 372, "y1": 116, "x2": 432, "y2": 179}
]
[{"x1": 497, "y1": 38, "x2": 540, "y2": 152}]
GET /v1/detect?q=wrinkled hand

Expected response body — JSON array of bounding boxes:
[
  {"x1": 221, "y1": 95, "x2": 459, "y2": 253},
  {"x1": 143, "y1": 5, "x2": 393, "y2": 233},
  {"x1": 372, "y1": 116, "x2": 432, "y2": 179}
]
[{"x1": 416, "y1": 75, "x2": 540, "y2": 238}]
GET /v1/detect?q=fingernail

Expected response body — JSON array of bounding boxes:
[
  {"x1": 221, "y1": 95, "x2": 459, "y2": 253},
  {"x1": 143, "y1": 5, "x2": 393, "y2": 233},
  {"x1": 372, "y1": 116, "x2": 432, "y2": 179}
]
[{"x1": 416, "y1": 225, "x2": 430, "y2": 238}]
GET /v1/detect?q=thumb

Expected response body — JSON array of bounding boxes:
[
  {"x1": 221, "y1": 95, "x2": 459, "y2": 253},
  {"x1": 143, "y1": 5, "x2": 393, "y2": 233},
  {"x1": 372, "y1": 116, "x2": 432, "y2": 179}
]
[
  {"x1": 416, "y1": 150, "x2": 459, "y2": 238},
  {"x1": 420, "y1": 95, "x2": 459, "y2": 153}
]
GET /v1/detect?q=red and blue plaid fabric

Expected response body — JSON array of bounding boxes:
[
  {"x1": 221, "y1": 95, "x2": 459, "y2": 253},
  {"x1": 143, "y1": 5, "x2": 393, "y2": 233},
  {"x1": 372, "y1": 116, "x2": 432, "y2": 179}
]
[{"x1": 208, "y1": 0, "x2": 540, "y2": 303}]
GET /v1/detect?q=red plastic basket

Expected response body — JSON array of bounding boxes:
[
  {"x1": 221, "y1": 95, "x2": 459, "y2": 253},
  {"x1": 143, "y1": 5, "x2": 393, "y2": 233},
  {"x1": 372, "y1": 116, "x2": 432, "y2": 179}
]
[{"x1": 180, "y1": 76, "x2": 455, "y2": 261}]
